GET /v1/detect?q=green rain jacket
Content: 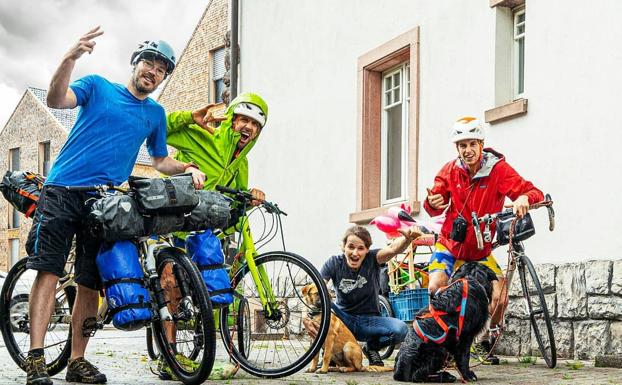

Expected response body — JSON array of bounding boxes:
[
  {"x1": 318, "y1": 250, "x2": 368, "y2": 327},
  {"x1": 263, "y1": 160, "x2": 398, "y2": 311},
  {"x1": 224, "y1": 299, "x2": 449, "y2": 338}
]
[{"x1": 166, "y1": 93, "x2": 268, "y2": 191}]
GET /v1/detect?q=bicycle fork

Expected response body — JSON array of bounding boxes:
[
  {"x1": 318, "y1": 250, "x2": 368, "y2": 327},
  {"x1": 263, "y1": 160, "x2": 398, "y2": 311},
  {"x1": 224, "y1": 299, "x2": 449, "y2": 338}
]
[{"x1": 142, "y1": 240, "x2": 173, "y2": 322}]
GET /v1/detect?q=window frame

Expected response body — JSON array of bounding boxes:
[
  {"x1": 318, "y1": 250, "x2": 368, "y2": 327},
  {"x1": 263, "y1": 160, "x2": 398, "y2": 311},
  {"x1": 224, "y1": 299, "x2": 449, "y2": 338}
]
[
  {"x1": 8, "y1": 147, "x2": 20, "y2": 229},
  {"x1": 9, "y1": 238, "x2": 20, "y2": 268},
  {"x1": 350, "y1": 27, "x2": 420, "y2": 224},
  {"x1": 380, "y1": 63, "x2": 410, "y2": 205},
  {"x1": 513, "y1": 7, "x2": 526, "y2": 99},
  {"x1": 211, "y1": 46, "x2": 226, "y2": 103},
  {"x1": 38, "y1": 141, "x2": 51, "y2": 177}
]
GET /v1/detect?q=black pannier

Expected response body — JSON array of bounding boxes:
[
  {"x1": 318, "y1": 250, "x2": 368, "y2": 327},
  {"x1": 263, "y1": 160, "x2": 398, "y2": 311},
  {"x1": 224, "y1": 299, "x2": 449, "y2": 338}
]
[
  {"x1": 182, "y1": 190, "x2": 231, "y2": 232},
  {"x1": 0, "y1": 171, "x2": 45, "y2": 218},
  {"x1": 128, "y1": 174, "x2": 198, "y2": 214},
  {"x1": 89, "y1": 194, "x2": 145, "y2": 241},
  {"x1": 496, "y1": 212, "x2": 536, "y2": 245}
]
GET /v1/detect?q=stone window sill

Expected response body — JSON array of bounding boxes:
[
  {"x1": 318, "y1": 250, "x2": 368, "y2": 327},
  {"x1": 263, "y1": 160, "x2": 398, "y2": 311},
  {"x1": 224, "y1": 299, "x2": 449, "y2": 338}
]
[
  {"x1": 484, "y1": 99, "x2": 528, "y2": 124},
  {"x1": 349, "y1": 200, "x2": 421, "y2": 225},
  {"x1": 490, "y1": 0, "x2": 525, "y2": 8}
]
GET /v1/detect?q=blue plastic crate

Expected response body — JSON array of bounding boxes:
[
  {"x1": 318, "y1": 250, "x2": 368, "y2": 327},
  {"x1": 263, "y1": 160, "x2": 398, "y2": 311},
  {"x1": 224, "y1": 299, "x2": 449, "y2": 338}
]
[{"x1": 388, "y1": 288, "x2": 429, "y2": 321}]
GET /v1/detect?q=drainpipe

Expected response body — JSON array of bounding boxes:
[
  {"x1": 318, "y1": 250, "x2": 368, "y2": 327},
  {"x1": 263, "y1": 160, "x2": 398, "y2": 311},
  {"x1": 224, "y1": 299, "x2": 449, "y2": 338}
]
[{"x1": 230, "y1": 0, "x2": 239, "y2": 99}]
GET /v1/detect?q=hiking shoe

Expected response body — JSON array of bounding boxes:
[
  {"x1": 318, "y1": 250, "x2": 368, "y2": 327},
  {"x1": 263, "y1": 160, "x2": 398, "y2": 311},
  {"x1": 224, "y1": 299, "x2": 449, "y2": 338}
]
[
  {"x1": 156, "y1": 354, "x2": 199, "y2": 381},
  {"x1": 472, "y1": 340, "x2": 500, "y2": 365},
  {"x1": 24, "y1": 353, "x2": 52, "y2": 385},
  {"x1": 362, "y1": 344, "x2": 384, "y2": 366},
  {"x1": 65, "y1": 357, "x2": 107, "y2": 384}
]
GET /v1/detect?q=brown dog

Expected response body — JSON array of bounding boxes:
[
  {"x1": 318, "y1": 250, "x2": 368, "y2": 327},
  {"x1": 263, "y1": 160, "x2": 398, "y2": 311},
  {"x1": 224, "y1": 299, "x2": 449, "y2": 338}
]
[{"x1": 301, "y1": 283, "x2": 393, "y2": 374}]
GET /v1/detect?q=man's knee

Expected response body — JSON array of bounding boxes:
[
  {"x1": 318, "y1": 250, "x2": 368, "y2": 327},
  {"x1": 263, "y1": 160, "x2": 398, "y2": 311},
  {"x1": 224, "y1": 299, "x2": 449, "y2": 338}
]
[
  {"x1": 395, "y1": 321, "x2": 409, "y2": 342},
  {"x1": 427, "y1": 272, "x2": 449, "y2": 294}
]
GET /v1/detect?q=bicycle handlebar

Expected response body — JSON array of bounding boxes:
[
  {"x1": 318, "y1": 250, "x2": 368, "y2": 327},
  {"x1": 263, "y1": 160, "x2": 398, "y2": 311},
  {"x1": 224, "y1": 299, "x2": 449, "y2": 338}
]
[
  {"x1": 471, "y1": 194, "x2": 554, "y2": 250},
  {"x1": 215, "y1": 185, "x2": 287, "y2": 216}
]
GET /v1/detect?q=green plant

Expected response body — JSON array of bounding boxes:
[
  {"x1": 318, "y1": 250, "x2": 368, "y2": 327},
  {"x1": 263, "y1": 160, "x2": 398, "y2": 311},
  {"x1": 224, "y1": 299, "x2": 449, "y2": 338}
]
[
  {"x1": 517, "y1": 355, "x2": 537, "y2": 364},
  {"x1": 561, "y1": 373, "x2": 573, "y2": 380},
  {"x1": 346, "y1": 380, "x2": 359, "y2": 385},
  {"x1": 564, "y1": 360, "x2": 584, "y2": 370}
]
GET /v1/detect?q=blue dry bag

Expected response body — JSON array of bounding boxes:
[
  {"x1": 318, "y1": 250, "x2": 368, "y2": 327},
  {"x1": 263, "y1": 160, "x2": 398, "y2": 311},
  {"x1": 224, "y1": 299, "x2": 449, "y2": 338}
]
[
  {"x1": 186, "y1": 230, "x2": 233, "y2": 305},
  {"x1": 96, "y1": 240, "x2": 153, "y2": 331}
]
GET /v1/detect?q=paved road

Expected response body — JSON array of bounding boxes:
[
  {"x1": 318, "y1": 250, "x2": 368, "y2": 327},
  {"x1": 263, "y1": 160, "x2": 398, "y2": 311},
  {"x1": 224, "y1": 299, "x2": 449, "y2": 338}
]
[{"x1": 1, "y1": 328, "x2": 621, "y2": 385}]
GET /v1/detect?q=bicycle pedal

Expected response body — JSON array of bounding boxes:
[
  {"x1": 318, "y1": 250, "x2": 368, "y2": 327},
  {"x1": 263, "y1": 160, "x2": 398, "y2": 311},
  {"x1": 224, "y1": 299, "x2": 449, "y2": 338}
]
[{"x1": 82, "y1": 317, "x2": 102, "y2": 337}]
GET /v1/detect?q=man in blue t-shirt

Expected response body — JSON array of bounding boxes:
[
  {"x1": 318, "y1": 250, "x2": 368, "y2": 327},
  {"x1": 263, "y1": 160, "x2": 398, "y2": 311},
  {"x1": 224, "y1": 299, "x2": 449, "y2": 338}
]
[{"x1": 23, "y1": 27, "x2": 205, "y2": 385}]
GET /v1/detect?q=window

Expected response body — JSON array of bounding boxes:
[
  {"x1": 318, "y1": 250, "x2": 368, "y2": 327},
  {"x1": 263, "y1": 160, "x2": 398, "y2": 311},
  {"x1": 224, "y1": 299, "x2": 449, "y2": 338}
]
[
  {"x1": 212, "y1": 47, "x2": 226, "y2": 103},
  {"x1": 8, "y1": 148, "x2": 20, "y2": 229},
  {"x1": 381, "y1": 63, "x2": 410, "y2": 204},
  {"x1": 10, "y1": 239, "x2": 20, "y2": 268},
  {"x1": 39, "y1": 141, "x2": 51, "y2": 177},
  {"x1": 350, "y1": 27, "x2": 420, "y2": 224},
  {"x1": 513, "y1": 8, "x2": 525, "y2": 99},
  {"x1": 485, "y1": 2, "x2": 528, "y2": 124}
]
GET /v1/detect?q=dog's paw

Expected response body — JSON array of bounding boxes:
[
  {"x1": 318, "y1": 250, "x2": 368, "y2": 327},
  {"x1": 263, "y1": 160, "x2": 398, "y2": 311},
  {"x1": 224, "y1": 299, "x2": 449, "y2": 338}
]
[
  {"x1": 306, "y1": 367, "x2": 317, "y2": 373},
  {"x1": 315, "y1": 368, "x2": 328, "y2": 374}
]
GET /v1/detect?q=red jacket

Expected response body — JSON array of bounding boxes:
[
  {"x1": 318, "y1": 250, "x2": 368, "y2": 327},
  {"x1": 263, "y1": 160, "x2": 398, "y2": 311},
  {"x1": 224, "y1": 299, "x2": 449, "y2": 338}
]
[{"x1": 424, "y1": 148, "x2": 543, "y2": 261}]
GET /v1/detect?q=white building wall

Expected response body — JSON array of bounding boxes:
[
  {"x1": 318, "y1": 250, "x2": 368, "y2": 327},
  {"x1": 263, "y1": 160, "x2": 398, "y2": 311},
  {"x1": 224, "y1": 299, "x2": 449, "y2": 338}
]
[{"x1": 238, "y1": 0, "x2": 622, "y2": 267}]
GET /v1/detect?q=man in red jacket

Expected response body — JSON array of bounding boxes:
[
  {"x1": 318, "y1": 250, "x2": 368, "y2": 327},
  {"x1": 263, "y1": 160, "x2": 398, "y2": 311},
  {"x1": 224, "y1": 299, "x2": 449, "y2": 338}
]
[{"x1": 424, "y1": 116, "x2": 543, "y2": 361}]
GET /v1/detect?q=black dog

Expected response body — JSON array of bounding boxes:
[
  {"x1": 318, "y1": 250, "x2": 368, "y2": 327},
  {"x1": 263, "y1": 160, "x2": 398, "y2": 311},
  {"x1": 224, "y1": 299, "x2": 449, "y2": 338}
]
[{"x1": 394, "y1": 263, "x2": 497, "y2": 383}]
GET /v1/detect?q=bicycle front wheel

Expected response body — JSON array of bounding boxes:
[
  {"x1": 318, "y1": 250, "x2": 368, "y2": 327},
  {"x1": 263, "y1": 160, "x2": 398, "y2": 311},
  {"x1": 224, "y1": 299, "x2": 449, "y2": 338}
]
[
  {"x1": 0, "y1": 258, "x2": 74, "y2": 376},
  {"x1": 518, "y1": 255, "x2": 557, "y2": 368},
  {"x1": 378, "y1": 295, "x2": 396, "y2": 360},
  {"x1": 219, "y1": 251, "x2": 330, "y2": 378},
  {"x1": 152, "y1": 247, "x2": 216, "y2": 385},
  {"x1": 145, "y1": 325, "x2": 159, "y2": 360}
]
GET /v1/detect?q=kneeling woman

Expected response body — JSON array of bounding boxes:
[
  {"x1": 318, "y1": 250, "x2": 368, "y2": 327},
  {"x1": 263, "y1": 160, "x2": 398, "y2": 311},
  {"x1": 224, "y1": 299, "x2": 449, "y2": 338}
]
[{"x1": 316, "y1": 225, "x2": 421, "y2": 366}]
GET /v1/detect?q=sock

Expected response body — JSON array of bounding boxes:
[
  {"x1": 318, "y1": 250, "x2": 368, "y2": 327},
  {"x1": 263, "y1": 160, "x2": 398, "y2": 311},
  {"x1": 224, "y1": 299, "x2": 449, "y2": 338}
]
[{"x1": 29, "y1": 348, "x2": 44, "y2": 358}]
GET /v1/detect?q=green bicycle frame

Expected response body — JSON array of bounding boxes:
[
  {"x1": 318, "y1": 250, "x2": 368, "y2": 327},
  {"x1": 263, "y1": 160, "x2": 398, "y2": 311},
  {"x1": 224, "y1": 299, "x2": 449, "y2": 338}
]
[{"x1": 224, "y1": 217, "x2": 279, "y2": 317}]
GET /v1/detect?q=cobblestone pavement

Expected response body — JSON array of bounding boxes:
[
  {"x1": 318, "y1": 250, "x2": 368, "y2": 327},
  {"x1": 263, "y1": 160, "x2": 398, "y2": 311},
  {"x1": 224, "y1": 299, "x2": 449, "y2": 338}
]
[{"x1": 1, "y1": 328, "x2": 621, "y2": 385}]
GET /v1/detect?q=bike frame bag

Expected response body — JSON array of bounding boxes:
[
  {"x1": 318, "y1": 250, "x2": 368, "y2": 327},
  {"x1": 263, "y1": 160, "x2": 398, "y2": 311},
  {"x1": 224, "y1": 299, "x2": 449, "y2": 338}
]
[
  {"x1": 183, "y1": 190, "x2": 231, "y2": 232},
  {"x1": 0, "y1": 171, "x2": 44, "y2": 218},
  {"x1": 186, "y1": 230, "x2": 233, "y2": 305},
  {"x1": 97, "y1": 240, "x2": 153, "y2": 331},
  {"x1": 128, "y1": 174, "x2": 198, "y2": 214},
  {"x1": 496, "y1": 212, "x2": 536, "y2": 245},
  {"x1": 89, "y1": 194, "x2": 145, "y2": 241}
]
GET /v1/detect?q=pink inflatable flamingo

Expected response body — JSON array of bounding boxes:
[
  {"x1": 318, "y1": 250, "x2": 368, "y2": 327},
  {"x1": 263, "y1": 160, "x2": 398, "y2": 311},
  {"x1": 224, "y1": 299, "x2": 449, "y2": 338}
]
[{"x1": 371, "y1": 204, "x2": 445, "y2": 239}]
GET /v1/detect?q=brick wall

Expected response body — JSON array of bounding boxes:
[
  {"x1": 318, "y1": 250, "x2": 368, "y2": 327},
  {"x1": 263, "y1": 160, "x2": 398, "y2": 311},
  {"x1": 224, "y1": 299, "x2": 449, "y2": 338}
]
[{"x1": 158, "y1": 0, "x2": 229, "y2": 112}]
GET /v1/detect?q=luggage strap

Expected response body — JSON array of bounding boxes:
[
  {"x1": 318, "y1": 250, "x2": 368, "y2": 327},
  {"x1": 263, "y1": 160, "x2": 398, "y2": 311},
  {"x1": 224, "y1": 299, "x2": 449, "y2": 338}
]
[
  {"x1": 163, "y1": 179, "x2": 177, "y2": 205},
  {"x1": 197, "y1": 263, "x2": 226, "y2": 271},
  {"x1": 103, "y1": 278, "x2": 145, "y2": 289},
  {"x1": 108, "y1": 302, "x2": 152, "y2": 317}
]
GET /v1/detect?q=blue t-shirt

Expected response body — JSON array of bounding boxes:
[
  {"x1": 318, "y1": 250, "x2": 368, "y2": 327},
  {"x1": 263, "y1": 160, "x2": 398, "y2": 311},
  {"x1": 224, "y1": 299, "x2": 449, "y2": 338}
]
[
  {"x1": 320, "y1": 249, "x2": 381, "y2": 315},
  {"x1": 45, "y1": 74, "x2": 168, "y2": 186}
]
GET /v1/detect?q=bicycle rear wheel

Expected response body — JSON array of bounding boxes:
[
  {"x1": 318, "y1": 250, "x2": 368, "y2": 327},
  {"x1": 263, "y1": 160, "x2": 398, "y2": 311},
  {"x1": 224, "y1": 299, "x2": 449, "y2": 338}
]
[
  {"x1": 152, "y1": 248, "x2": 216, "y2": 385},
  {"x1": 219, "y1": 251, "x2": 330, "y2": 378},
  {"x1": 377, "y1": 295, "x2": 396, "y2": 360},
  {"x1": 518, "y1": 255, "x2": 556, "y2": 368},
  {"x1": 0, "y1": 258, "x2": 74, "y2": 376}
]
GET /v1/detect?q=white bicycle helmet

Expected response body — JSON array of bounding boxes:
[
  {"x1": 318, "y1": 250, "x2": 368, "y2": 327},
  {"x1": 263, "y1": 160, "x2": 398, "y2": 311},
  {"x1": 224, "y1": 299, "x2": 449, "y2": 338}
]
[
  {"x1": 450, "y1": 116, "x2": 485, "y2": 143},
  {"x1": 233, "y1": 102, "x2": 266, "y2": 128}
]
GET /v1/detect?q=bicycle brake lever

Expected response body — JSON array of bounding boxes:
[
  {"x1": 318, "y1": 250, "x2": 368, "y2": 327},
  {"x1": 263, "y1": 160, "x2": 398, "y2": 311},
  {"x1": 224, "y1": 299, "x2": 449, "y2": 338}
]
[{"x1": 471, "y1": 212, "x2": 484, "y2": 250}]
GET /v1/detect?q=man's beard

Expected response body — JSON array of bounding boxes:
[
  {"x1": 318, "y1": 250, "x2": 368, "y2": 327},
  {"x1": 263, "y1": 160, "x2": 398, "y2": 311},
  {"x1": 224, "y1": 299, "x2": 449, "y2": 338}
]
[{"x1": 132, "y1": 74, "x2": 156, "y2": 95}]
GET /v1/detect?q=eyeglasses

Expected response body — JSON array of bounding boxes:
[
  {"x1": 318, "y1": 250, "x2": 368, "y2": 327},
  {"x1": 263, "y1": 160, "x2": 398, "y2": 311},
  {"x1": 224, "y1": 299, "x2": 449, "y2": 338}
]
[{"x1": 140, "y1": 59, "x2": 167, "y2": 78}]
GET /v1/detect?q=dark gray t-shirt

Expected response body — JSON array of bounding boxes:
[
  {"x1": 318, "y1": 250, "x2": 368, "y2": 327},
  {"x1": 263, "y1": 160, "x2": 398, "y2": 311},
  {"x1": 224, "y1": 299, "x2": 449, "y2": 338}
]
[{"x1": 320, "y1": 249, "x2": 381, "y2": 315}]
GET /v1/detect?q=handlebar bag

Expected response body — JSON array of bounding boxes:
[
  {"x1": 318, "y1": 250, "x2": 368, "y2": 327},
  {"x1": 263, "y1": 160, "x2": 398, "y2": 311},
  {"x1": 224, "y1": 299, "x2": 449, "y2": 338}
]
[
  {"x1": 186, "y1": 230, "x2": 233, "y2": 306},
  {"x1": 128, "y1": 174, "x2": 199, "y2": 214},
  {"x1": 0, "y1": 171, "x2": 44, "y2": 218},
  {"x1": 496, "y1": 212, "x2": 536, "y2": 245},
  {"x1": 96, "y1": 240, "x2": 153, "y2": 331},
  {"x1": 183, "y1": 190, "x2": 231, "y2": 232},
  {"x1": 89, "y1": 195, "x2": 145, "y2": 241}
]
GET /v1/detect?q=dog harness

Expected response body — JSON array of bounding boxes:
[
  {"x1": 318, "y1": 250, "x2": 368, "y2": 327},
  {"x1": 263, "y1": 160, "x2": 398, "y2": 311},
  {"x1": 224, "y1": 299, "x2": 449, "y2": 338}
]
[{"x1": 413, "y1": 278, "x2": 469, "y2": 344}]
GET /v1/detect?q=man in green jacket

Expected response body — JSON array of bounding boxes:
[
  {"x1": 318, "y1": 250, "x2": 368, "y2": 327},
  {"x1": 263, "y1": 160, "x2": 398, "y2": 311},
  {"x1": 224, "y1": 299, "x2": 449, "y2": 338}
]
[
  {"x1": 157, "y1": 93, "x2": 268, "y2": 381},
  {"x1": 166, "y1": 92, "x2": 268, "y2": 206}
]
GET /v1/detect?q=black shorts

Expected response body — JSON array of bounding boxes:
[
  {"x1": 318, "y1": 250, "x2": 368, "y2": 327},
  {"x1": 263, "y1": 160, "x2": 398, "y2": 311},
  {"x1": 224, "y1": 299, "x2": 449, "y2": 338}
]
[{"x1": 26, "y1": 185, "x2": 103, "y2": 290}]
